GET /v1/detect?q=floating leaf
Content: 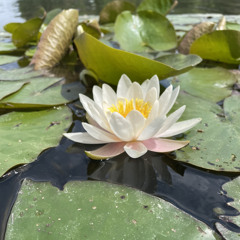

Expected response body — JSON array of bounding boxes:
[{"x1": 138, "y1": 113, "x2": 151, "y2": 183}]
[
  {"x1": 190, "y1": 30, "x2": 240, "y2": 64},
  {"x1": 74, "y1": 32, "x2": 201, "y2": 85},
  {"x1": 0, "y1": 55, "x2": 20, "y2": 65},
  {"x1": 4, "y1": 23, "x2": 22, "y2": 33},
  {"x1": 0, "y1": 77, "x2": 85, "y2": 109},
  {"x1": 0, "y1": 67, "x2": 43, "y2": 80},
  {"x1": 11, "y1": 18, "x2": 43, "y2": 48},
  {"x1": 31, "y1": 9, "x2": 79, "y2": 70},
  {"x1": 5, "y1": 180, "x2": 219, "y2": 239},
  {"x1": 137, "y1": 0, "x2": 177, "y2": 15},
  {"x1": 173, "y1": 93, "x2": 240, "y2": 172},
  {"x1": 99, "y1": 0, "x2": 136, "y2": 24},
  {"x1": 0, "y1": 81, "x2": 28, "y2": 100},
  {"x1": 0, "y1": 42, "x2": 17, "y2": 53},
  {"x1": 216, "y1": 176, "x2": 240, "y2": 239},
  {"x1": 172, "y1": 67, "x2": 237, "y2": 102},
  {"x1": 178, "y1": 22, "x2": 215, "y2": 54},
  {"x1": 0, "y1": 107, "x2": 72, "y2": 177},
  {"x1": 114, "y1": 10, "x2": 177, "y2": 52},
  {"x1": 227, "y1": 22, "x2": 240, "y2": 31}
]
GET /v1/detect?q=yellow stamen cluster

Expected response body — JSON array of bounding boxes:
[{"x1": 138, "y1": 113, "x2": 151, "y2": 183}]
[{"x1": 109, "y1": 98, "x2": 152, "y2": 118}]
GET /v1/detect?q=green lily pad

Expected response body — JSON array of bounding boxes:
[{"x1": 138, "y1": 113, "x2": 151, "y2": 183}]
[
  {"x1": 114, "y1": 10, "x2": 177, "y2": 52},
  {"x1": 5, "y1": 180, "x2": 220, "y2": 239},
  {"x1": 190, "y1": 30, "x2": 240, "y2": 64},
  {"x1": 0, "y1": 81, "x2": 28, "y2": 100},
  {"x1": 0, "y1": 55, "x2": 20, "y2": 65},
  {"x1": 226, "y1": 22, "x2": 240, "y2": 31},
  {"x1": 0, "y1": 106, "x2": 72, "y2": 177},
  {"x1": 173, "y1": 93, "x2": 240, "y2": 172},
  {"x1": 215, "y1": 176, "x2": 240, "y2": 239},
  {"x1": 137, "y1": 0, "x2": 176, "y2": 15},
  {"x1": 99, "y1": 0, "x2": 136, "y2": 24},
  {"x1": 172, "y1": 67, "x2": 237, "y2": 103},
  {"x1": 0, "y1": 42, "x2": 17, "y2": 53},
  {"x1": 11, "y1": 18, "x2": 43, "y2": 48},
  {"x1": 0, "y1": 66, "x2": 43, "y2": 80},
  {"x1": 0, "y1": 76, "x2": 84, "y2": 109},
  {"x1": 74, "y1": 32, "x2": 201, "y2": 85},
  {"x1": 4, "y1": 22, "x2": 22, "y2": 33}
]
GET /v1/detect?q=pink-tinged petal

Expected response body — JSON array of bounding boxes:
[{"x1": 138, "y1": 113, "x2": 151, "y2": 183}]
[
  {"x1": 157, "y1": 118, "x2": 202, "y2": 138},
  {"x1": 82, "y1": 122, "x2": 120, "y2": 142},
  {"x1": 126, "y1": 110, "x2": 145, "y2": 139},
  {"x1": 127, "y1": 82, "x2": 143, "y2": 100},
  {"x1": 124, "y1": 141, "x2": 148, "y2": 158},
  {"x1": 63, "y1": 132, "x2": 109, "y2": 144},
  {"x1": 92, "y1": 85, "x2": 103, "y2": 107},
  {"x1": 85, "y1": 142, "x2": 125, "y2": 160},
  {"x1": 109, "y1": 112, "x2": 134, "y2": 141},
  {"x1": 102, "y1": 84, "x2": 117, "y2": 107},
  {"x1": 155, "y1": 105, "x2": 186, "y2": 137},
  {"x1": 138, "y1": 116, "x2": 165, "y2": 141},
  {"x1": 117, "y1": 74, "x2": 132, "y2": 98},
  {"x1": 143, "y1": 138, "x2": 189, "y2": 152}
]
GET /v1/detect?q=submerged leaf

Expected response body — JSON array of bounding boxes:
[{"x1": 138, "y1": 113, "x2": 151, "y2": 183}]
[
  {"x1": 5, "y1": 180, "x2": 219, "y2": 239},
  {"x1": 137, "y1": 0, "x2": 177, "y2": 15},
  {"x1": 190, "y1": 30, "x2": 240, "y2": 64},
  {"x1": 74, "y1": 32, "x2": 200, "y2": 85},
  {"x1": 99, "y1": 0, "x2": 136, "y2": 24},
  {"x1": 0, "y1": 107, "x2": 72, "y2": 177},
  {"x1": 31, "y1": 9, "x2": 79, "y2": 70},
  {"x1": 114, "y1": 10, "x2": 177, "y2": 52}
]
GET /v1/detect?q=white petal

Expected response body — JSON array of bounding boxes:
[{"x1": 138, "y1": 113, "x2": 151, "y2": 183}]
[
  {"x1": 86, "y1": 113, "x2": 100, "y2": 128},
  {"x1": 144, "y1": 87, "x2": 157, "y2": 105},
  {"x1": 163, "y1": 86, "x2": 180, "y2": 116},
  {"x1": 124, "y1": 141, "x2": 148, "y2": 158},
  {"x1": 117, "y1": 74, "x2": 132, "y2": 98},
  {"x1": 63, "y1": 132, "x2": 108, "y2": 144},
  {"x1": 138, "y1": 116, "x2": 165, "y2": 141},
  {"x1": 92, "y1": 85, "x2": 103, "y2": 107},
  {"x1": 102, "y1": 83, "x2": 117, "y2": 107},
  {"x1": 143, "y1": 138, "x2": 189, "y2": 152},
  {"x1": 86, "y1": 142, "x2": 125, "y2": 160},
  {"x1": 83, "y1": 122, "x2": 120, "y2": 142},
  {"x1": 155, "y1": 105, "x2": 186, "y2": 137},
  {"x1": 79, "y1": 93, "x2": 94, "y2": 115},
  {"x1": 141, "y1": 79, "x2": 150, "y2": 93},
  {"x1": 126, "y1": 110, "x2": 145, "y2": 139},
  {"x1": 109, "y1": 112, "x2": 134, "y2": 141},
  {"x1": 148, "y1": 75, "x2": 160, "y2": 97},
  {"x1": 145, "y1": 100, "x2": 159, "y2": 126},
  {"x1": 158, "y1": 85, "x2": 173, "y2": 117},
  {"x1": 127, "y1": 82, "x2": 143, "y2": 100},
  {"x1": 157, "y1": 118, "x2": 202, "y2": 137}
]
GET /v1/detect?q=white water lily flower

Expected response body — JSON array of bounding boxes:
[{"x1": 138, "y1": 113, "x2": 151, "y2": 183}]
[{"x1": 64, "y1": 74, "x2": 201, "y2": 159}]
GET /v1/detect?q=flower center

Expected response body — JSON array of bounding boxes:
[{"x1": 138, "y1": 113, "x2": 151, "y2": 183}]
[{"x1": 108, "y1": 98, "x2": 152, "y2": 118}]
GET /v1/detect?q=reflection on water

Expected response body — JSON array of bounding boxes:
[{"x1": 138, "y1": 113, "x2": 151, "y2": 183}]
[{"x1": 0, "y1": 0, "x2": 239, "y2": 29}]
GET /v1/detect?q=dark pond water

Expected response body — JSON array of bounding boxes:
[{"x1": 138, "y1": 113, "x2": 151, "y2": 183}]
[
  {"x1": 0, "y1": 0, "x2": 240, "y2": 30},
  {"x1": 0, "y1": 0, "x2": 240, "y2": 239}
]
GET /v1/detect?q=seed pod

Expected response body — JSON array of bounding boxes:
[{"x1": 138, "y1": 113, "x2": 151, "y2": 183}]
[{"x1": 31, "y1": 9, "x2": 79, "y2": 70}]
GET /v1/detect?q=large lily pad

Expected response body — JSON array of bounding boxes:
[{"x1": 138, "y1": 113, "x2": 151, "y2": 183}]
[
  {"x1": 173, "y1": 93, "x2": 240, "y2": 172},
  {"x1": 0, "y1": 76, "x2": 84, "y2": 109},
  {"x1": 190, "y1": 30, "x2": 240, "y2": 64},
  {"x1": 137, "y1": 0, "x2": 176, "y2": 15},
  {"x1": 5, "y1": 180, "x2": 219, "y2": 239},
  {"x1": 0, "y1": 55, "x2": 20, "y2": 65},
  {"x1": 172, "y1": 67, "x2": 237, "y2": 103},
  {"x1": 216, "y1": 176, "x2": 240, "y2": 239},
  {"x1": 114, "y1": 10, "x2": 177, "y2": 52},
  {"x1": 0, "y1": 106, "x2": 72, "y2": 177},
  {"x1": 0, "y1": 81, "x2": 28, "y2": 100},
  {"x1": 74, "y1": 32, "x2": 201, "y2": 84}
]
